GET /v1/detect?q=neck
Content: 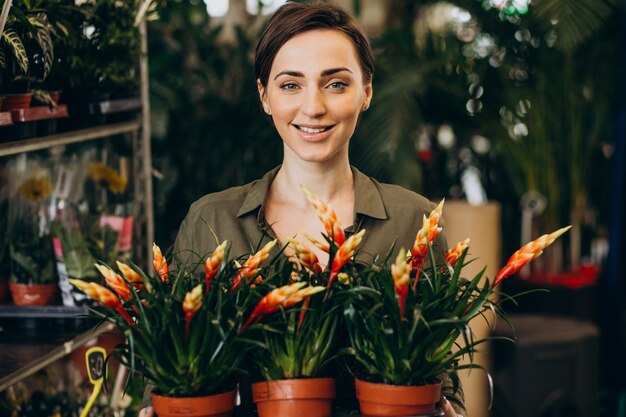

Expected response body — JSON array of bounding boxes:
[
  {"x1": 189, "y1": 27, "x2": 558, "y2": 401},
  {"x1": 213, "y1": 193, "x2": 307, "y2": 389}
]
[{"x1": 272, "y1": 148, "x2": 353, "y2": 205}]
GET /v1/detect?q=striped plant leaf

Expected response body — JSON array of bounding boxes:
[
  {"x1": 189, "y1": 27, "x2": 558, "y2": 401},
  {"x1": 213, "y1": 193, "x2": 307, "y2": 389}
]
[
  {"x1": 27, "y1": 14, "x2": 54, "y2": 79},
  {"x1": 1, "y1": 29, "x2": 28, "y2": 74},
  {"x1": 0, "y1": 48, "x2": 5, "y2": 70}
]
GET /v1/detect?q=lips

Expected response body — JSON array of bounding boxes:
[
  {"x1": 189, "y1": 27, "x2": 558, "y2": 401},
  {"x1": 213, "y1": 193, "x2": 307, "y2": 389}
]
[
  {"x1": 294, "y1": 124, "x2": 334, "y2": 134},
  {"x1": 292, "y1": 124, "x2": 336, "y2": 142}
]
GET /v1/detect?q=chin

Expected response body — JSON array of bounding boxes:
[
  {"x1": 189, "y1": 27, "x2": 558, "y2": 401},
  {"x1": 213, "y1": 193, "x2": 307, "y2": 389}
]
[{"x1": 288, "y1": 145, "x2": 346, "y2": 164}]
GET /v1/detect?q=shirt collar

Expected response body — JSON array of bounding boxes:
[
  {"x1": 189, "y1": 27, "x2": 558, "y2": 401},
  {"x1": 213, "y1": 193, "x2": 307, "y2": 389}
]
[
  {"x1": 236, "y1": 165, "x2": 388, "y2": 220},
  {"x1": 352, "y1": 166, "x2": 387, "y2": 220}
]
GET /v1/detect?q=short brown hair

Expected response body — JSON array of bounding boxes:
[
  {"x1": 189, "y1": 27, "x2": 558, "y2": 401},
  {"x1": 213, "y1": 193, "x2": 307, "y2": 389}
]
[{"x1": 255, "y1": 1, "x2": 374, "y2": 87}]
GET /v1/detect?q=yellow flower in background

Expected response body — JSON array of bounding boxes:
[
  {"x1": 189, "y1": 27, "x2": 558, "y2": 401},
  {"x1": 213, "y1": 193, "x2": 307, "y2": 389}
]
[
  {"x1": 18, "y1": 177, "x2": 53, "y2": 202},
  {"x1": 88, "y1": 162, "x2": 128, "y2": 194}
]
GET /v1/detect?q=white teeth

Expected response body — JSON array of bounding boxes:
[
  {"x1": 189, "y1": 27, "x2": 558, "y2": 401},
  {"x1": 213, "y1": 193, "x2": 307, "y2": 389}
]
[{"x1": 299, "y1": 126, "x2": 327, "y2": 134}]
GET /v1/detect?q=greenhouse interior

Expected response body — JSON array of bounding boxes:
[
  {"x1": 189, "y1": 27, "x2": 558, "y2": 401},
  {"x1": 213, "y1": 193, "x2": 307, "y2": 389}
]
[{"x1": 0, "y1": 0, "x2": 625, "y2": 416}]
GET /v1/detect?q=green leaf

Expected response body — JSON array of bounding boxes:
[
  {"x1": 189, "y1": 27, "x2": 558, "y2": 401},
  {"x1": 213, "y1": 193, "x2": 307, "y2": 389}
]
[{"x1": 1, "y1": 29, "x2": 28, "y2": 73}]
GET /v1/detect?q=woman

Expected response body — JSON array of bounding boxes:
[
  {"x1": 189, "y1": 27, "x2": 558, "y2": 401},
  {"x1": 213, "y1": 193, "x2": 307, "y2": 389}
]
[{"x1": 142, "y1": 2, "x2": 464, "y2": 416}]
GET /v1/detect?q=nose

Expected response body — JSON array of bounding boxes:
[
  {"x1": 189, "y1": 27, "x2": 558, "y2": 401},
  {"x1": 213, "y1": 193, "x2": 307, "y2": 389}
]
[{"x1": 301, "y1": 87, "x2": 326, "y2": 118}]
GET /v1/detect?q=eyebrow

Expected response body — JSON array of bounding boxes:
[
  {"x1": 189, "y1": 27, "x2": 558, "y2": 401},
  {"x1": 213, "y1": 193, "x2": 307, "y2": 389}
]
[{"x1": 273, "y1": 67, "x2": 353, "y2": 80}]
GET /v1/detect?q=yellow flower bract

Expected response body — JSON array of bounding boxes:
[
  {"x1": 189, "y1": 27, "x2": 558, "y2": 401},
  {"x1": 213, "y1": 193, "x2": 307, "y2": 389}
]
[
  {"x1": 88, "y1": 162, "x2": 128, "y2": 194},
  {"x1": 18, "y1": 177, "x2": 53, "y2": 202}
]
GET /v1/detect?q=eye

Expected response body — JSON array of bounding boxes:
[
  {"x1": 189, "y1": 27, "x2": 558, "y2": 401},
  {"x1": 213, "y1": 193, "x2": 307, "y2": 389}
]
[
  {"x1": 327, "y1": 80, "x2": 349, "y2": 90},
  {"x1": 280, "y1": 82, "x2": 299, "y2": 91}
]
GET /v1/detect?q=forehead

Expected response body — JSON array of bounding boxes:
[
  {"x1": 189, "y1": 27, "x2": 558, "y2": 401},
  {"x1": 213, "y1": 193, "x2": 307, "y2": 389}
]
[{"x1": 270, "y1": 29, "x2": 361, "y2": 75}]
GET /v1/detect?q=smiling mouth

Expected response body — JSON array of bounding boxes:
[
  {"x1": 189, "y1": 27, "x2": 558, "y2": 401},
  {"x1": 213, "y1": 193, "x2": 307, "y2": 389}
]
[{"x1": 294, "y1": 125, "x2": 335, "y2": 134}]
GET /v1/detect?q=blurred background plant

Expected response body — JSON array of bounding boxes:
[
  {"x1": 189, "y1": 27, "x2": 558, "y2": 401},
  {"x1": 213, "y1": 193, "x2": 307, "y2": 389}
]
[{"x1": 7, "y1": 156, "x2": 56, "y2": 285}]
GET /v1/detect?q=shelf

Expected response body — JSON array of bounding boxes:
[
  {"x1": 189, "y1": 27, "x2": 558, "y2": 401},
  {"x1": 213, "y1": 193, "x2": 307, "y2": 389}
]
[
  {"x1": 10, "y1": 105, "x2": 69, "y2": 122},
  {"x1": 0, "y1": 321, "x2": 115, "y2": 391},
  {"x1": 0, "y1": 305, "x2": 89, "y2": 319},
  {"x1": 88, "y1": 97, "x2": 141, "y2": 115},
  {"x1": 0, "y1": 120, "x2": 141, "y2": 158}
]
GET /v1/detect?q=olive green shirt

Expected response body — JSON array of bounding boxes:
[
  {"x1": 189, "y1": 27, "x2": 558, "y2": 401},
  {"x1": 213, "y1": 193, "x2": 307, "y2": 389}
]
[
  {"x1": 173, "y1": 166, "x2": 448, "y2": 265},
  {"x1": 171, "y1": 166, "x2": 465, "y2": 415}
]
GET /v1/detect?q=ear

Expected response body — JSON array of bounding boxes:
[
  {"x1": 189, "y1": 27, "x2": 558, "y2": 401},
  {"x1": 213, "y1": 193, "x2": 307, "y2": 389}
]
[
  {"x1": 257, "y1": 79, "x2": 268, "y2": 109},
  {"x1": 362, "y1": 82, "x2": 373, "y2": 111}
]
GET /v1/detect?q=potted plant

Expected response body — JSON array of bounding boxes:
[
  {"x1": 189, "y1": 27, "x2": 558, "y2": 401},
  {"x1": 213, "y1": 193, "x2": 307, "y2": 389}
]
[
  {"x1": 0, "y1": 11, "x2": 31, "y2": 110},
  {"x1": 7, "y1": 158, "x2": 58, "y2": 306},
  {"x1": 50, "y1": 151, "x2": 131, "y2": 306},
  {"x1": 70, "y1": 242, "x2": 258, "y2": 417},
  {"x1": 240, "y1": 188, "x2": 367, "y2": 417},
  {"x1": 341, "y1": 201, "x2": 569, "y2": 416},
  {"x1": 0, "y1": 1, "x2": 62, "y2": 104}
]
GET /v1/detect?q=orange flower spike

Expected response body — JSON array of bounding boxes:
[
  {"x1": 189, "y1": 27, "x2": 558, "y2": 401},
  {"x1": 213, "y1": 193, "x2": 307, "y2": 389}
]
[
  {"x1": 328, "y1": 229, "x2": 366, "y2": 287},
  {"x1": 116, "y1": 261, "x2": 142, "y2": 283},
  {"x1": 302, "y1": 187, "x2": 346, "y2": 246},
  {"x1": 205, "y1": 241, "x2": 227, "y2": 295},
  {"x1": 231, "y1": 239, "x2": 277, "y2": 292},
  {"x1": 445, "y1": 239, "x2": 470, "y2": 267},
  {"x1": 495, "y1": 226, "x2": 571, "y2": 286},
  {"x1": 288, "y1": 239, "x2": 323, "y2": 273},
  {"x1": 95, "y1": 264, "x2": 132, "y2": 301},
  {"x1": 283, "y1": 286, "x2": 325, "y2": 308},
  {"x1": 69, "y1": 279, "x2": 133, "y2": 326},
  {"x1": 116, "y1": 261, "x2": 148, "y2": 292},
  {"x1": 303, "y1": 233, "x2": 330, "y2": 253},
  {"x1": 391, "y1": 249, "x2": 411, "y2": 319},
  {"x1": 411, "y1": 200, "x2": 444, "y2": 286},
  {"x1": 152, "y1": 243, "x2": 169, "y2": 283},
  {"x1": 183, "y1": 284, "x2": 203, "y2": 337},
  {"x1": 291, "y1": 286, "x2": 326, "y2": 330},
  {"x1": 242, "y1": 282, "x2": 307, "y2": 330}
]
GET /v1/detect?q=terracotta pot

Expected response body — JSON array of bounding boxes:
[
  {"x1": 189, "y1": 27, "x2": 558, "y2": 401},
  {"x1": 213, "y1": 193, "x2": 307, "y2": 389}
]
[
  {"x1": 0, "y1": 281, "x2": 7, "y2": 303},
  {"x1": 355, "y1": 378, "x2": 442, "y2": 416},
  {"x1": 252, "y1": 378, "x2": 335, "y2": 417},
  {"x1": 151, "y1": 388, "x2": 237, "y2": 417},
  {"x1": 9, "y1": 282, "x2": 58, "y2": 306},
  {"x1": 2, "y1": 93, "x2": 33, "y2": 111}
]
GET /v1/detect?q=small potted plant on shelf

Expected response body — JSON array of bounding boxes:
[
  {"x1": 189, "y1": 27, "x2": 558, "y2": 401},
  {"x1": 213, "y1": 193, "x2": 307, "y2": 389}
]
[
  {"x1": 243, "y1": 189, "x2": 363, "y2": 417},
  {"x1": 8, "y1": 169, "x2": 58, "y2": 305},
  {"x1": 70, "y1": 242, "x2": 258, "y2": 417},
  {"x1": 50, "y1": 151, "x2": 129, "y2": 306},
  {"x1": 341, "y1": 201, "x2": 570, "y2": 416},
  {"x1": 1, "y1": 3, "x2": 59, "y2": 100},
  {"x1": 0, "y1": 12, "x2": 31, "y2": 110}
]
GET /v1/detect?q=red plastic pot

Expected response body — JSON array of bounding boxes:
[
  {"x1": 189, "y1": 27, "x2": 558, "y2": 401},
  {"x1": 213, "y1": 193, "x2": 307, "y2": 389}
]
[
  {"x1": 9, "y1": 282, "x2": 58, "y2": 306},
  {"x1": 2, "y1": 93, "x2": 33, "y2": 111},
  {"x1": 355, "y1": 378, "x2": 442, "y2": 416},
  {"x1": 252, "y1": 378, "x2": 336, "y2": 417},
  {"x1": 151, "y1": 388, "x2": 237, "y2": 417}
]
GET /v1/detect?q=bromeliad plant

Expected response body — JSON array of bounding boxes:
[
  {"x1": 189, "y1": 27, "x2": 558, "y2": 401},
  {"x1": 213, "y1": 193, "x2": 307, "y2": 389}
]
[
  {"x1": 241, "y1": 187, "x2": 365, "y2": 381},
  {"x1": 342, "y1": 201, "x2": 570, "y2": 389},
  {"x1": 70, "y1": 242, "x2": 261, "y2": 397}
]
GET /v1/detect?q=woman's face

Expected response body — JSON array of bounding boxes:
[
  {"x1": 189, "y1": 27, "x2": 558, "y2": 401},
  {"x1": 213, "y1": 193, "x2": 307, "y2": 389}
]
[{"x1": 258, "y1": 29, "x2": 373, "y2": 164}]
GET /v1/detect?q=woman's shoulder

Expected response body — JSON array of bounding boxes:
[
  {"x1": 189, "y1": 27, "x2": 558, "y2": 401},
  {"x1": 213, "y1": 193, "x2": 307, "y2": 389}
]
[
  {"x1": 187, "y1": 182, "x2": 254, "y2": 217},
  {"x1": 370, "y1": 178, "x2": 439, "y2": 214}
]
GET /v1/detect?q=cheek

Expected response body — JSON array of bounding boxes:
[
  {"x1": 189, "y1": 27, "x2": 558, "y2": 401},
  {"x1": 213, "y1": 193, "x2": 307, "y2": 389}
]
[
  {"x1": 331, "y1": 95, "x2": 363, "y2": 121},
  {"x1": 267, "y1": 94, "x2": 298, "y2": 118}
]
